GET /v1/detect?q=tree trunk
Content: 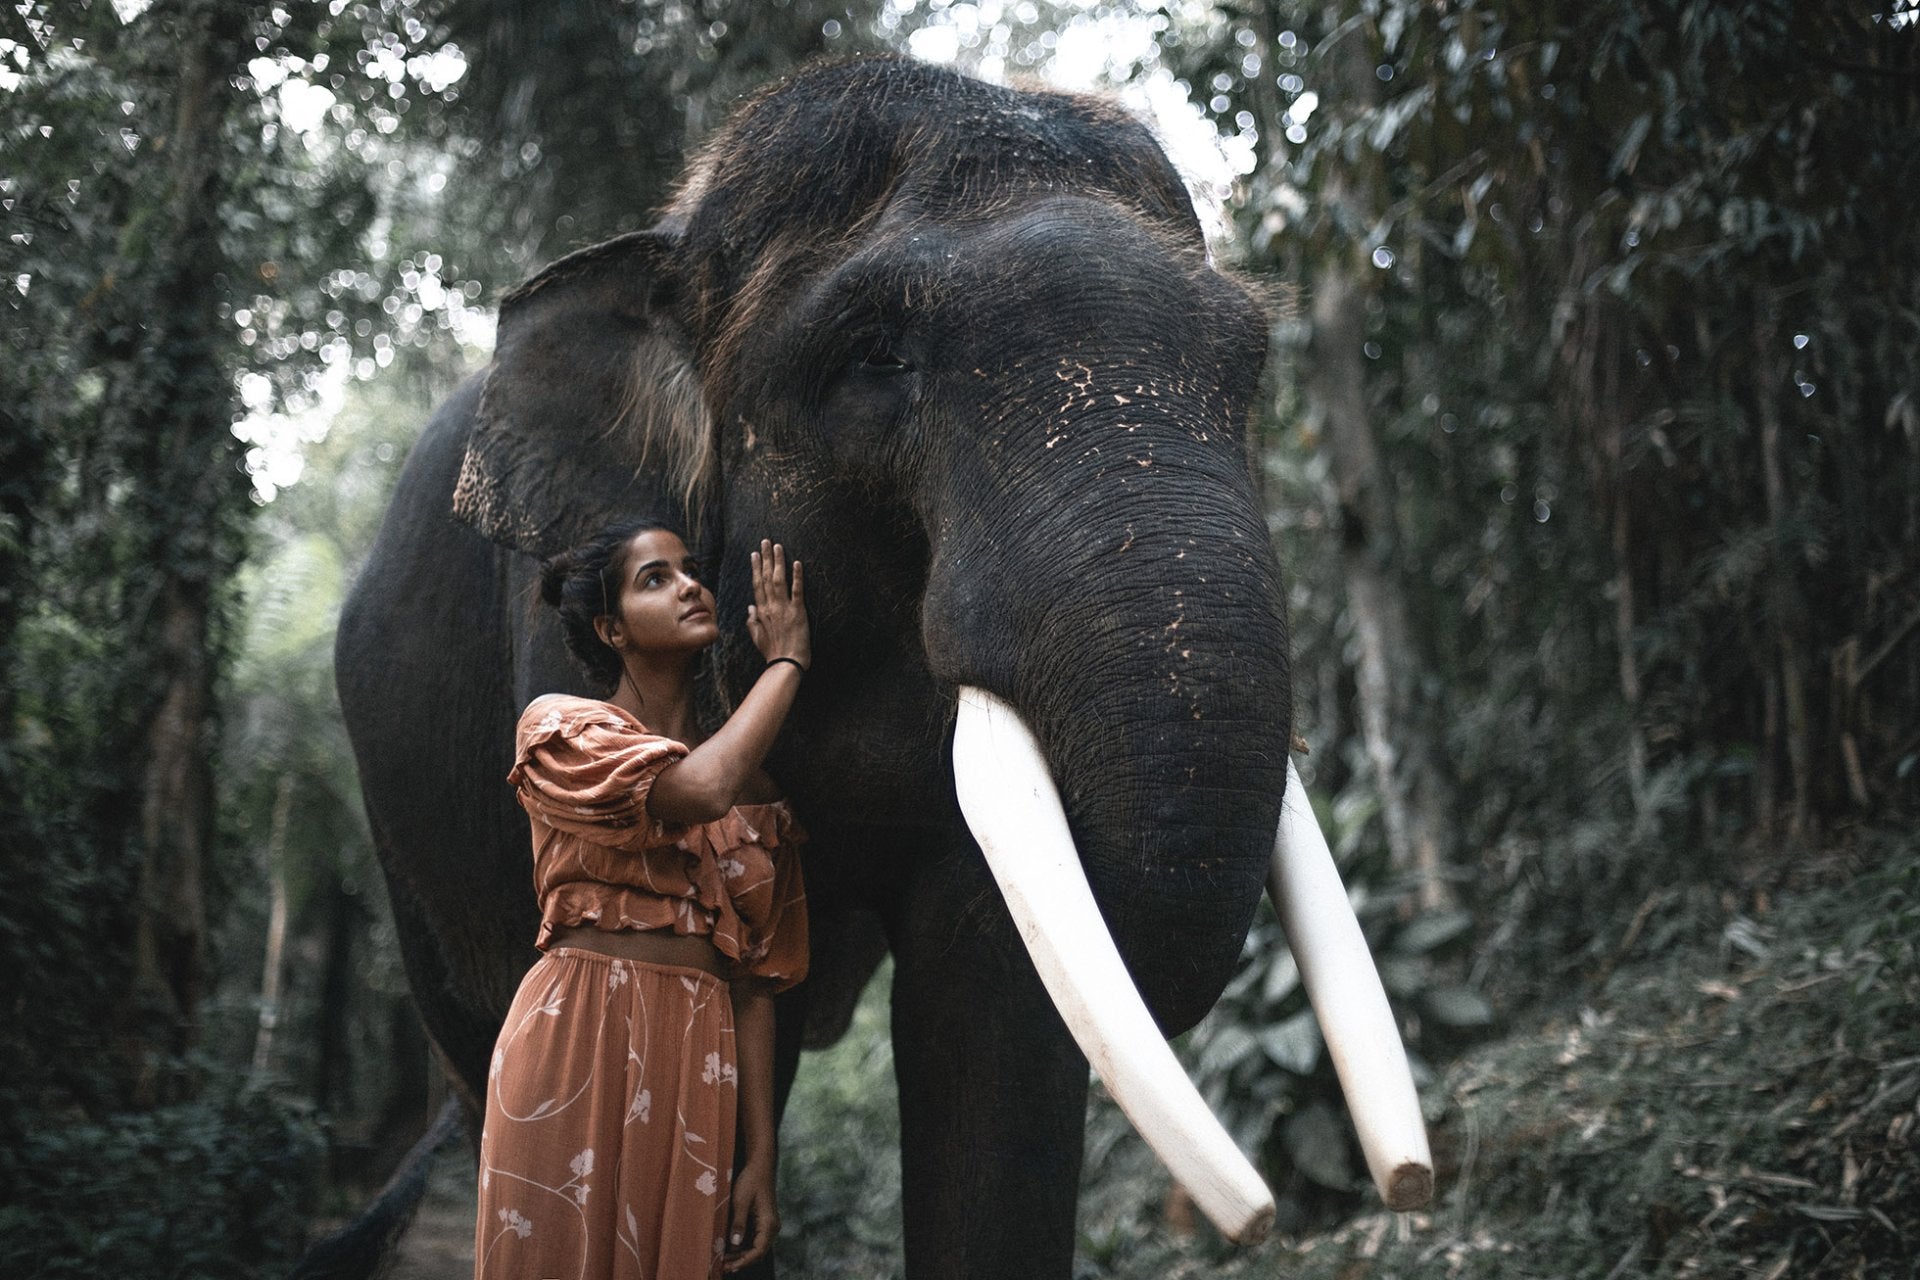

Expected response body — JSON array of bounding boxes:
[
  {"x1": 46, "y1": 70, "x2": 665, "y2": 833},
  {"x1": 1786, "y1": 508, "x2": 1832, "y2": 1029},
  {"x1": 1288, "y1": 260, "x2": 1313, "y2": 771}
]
[
  {"x1": 122, "y1": 0, "x2": 252, "y2": 1090},
  {"x1": 315, "y1": 866, "x2": 363, "y2": 1116},
  {"x1": 133, "y1": 583, "x2": 216, "y2": 1058},
  {"x1": 1299, "y1": 10, "x2": 1456, "y2": 912},
  {"x1": 1309, "y1": 271, "x2": 1456, "y2": 911},
  {"x1": 1754, "y1": 303, "x2": 1814, "y2": 837},
  {"x1": 1609, "y1": 433, "x2": 1652, "y2": 835}
]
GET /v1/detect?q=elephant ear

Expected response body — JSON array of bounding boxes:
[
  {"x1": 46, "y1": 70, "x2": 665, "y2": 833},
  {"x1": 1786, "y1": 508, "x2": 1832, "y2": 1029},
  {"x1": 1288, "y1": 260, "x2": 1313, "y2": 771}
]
[{"x1": 452, "y1": 230, "x2": 711, "y2": 556}]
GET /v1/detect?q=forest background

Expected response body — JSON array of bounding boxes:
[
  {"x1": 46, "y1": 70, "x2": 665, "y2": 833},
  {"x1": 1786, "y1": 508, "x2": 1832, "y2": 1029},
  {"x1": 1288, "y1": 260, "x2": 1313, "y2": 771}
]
[{"x1": 2, "y1": 1, "x2": 1916, "y2": 1277}]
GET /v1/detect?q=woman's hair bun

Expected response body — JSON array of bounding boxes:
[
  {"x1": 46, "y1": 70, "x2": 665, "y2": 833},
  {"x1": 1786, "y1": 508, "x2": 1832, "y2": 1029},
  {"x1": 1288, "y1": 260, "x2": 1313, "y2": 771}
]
[{"x1": 538, "y1": 549, "x2": 577, "y2": 608}]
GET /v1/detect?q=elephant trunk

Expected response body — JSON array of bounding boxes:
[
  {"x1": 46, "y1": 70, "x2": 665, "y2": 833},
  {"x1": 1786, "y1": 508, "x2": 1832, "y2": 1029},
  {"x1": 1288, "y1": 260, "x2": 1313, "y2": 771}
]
[
  {"x1": 951, "y1": 687, "x2": 1277, "y2": 1243},
  {"x1": 924, "y1": 441, "x2": 1291, "y2": 1035}
]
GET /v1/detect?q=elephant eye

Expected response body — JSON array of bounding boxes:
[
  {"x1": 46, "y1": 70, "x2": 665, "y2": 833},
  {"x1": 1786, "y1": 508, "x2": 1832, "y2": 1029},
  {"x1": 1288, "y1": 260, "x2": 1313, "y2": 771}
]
[{"x1": 861, "y1": 344, "x2": 913, "y2": 374}]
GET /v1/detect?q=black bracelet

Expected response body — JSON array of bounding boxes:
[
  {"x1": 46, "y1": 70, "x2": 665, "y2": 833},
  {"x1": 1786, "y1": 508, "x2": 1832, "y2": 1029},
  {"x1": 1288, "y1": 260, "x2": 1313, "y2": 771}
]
[{"x1": 765, "y1": 656, "x2": 807, "y2": 675}]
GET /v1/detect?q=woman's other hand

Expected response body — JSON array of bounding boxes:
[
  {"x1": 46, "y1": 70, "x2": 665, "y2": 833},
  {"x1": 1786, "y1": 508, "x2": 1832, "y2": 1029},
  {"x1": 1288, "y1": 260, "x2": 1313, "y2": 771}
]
[
  {"x1": 722, "y1": 1156, "x2": 779, "y2": 1272},
  {"x1": 746, "y1": 539, "x2": 810, "y2": 670}
]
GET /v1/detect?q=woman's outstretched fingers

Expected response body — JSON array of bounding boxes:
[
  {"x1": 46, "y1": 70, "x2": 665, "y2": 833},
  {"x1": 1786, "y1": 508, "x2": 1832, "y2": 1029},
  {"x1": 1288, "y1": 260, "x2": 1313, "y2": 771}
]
[{"x1": 745, "y1": 539, "x2": 810, "y2": 667}]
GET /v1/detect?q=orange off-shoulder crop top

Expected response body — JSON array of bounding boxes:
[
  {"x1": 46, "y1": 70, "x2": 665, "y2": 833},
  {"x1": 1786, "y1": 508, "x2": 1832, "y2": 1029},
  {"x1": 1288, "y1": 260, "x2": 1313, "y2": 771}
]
[{"x1": 508, "y1": 694, "x2": 808, "y2": 991}]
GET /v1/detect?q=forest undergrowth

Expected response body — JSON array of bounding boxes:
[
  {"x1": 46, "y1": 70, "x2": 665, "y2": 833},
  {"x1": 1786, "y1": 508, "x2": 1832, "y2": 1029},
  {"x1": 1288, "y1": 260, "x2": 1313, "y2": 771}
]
[{"x1": 775, "y1": 827, "x2": 1920, "y2": 1279}]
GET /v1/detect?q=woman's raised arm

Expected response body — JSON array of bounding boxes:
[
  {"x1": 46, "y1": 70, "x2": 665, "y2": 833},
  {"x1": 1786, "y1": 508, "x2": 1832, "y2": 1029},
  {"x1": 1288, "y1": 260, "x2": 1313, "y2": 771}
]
[{"x1": 648, "y1": 540, "x2": 809, "y2": 823}]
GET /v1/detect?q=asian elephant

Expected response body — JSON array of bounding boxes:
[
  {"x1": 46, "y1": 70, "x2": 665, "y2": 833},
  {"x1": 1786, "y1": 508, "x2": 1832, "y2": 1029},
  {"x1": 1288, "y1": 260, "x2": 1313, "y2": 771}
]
[{"x1": 332, "y1": 55, "x2": 1290, "y2": 1279}]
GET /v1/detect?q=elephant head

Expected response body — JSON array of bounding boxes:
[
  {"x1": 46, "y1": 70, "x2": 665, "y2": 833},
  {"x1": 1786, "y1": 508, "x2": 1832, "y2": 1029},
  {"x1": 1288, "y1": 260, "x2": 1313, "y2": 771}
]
[{"x1": 452, "y1": 55, "x2": 1292, "y2": 1260}]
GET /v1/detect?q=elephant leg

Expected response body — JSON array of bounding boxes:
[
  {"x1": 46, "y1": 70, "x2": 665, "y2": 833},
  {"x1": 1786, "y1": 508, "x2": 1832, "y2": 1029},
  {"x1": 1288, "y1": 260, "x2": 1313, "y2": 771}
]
[
  {"x1": 772, "y1": 979, "x2": 811, "y2": 1119},
  {"x1": 889, "y1": 837, "x2": 1089, "y2": 1280},
  {"x1": 376, "y1": 854, "x2": 508, "y2": 1116}
]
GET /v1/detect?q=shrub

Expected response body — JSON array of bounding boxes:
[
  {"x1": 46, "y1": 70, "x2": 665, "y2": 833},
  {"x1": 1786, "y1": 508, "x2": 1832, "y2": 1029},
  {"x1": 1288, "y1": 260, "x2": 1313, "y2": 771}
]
[{"x1": 0, "y1": 1069, "x2": 324, "y2": 1280}]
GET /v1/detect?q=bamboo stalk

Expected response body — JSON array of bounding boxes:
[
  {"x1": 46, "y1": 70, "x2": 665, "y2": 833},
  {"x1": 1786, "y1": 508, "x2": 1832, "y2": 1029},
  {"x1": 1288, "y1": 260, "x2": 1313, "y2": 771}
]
[{"x1": 252, "y1": 773, "x2": 294, "y2": 1077}]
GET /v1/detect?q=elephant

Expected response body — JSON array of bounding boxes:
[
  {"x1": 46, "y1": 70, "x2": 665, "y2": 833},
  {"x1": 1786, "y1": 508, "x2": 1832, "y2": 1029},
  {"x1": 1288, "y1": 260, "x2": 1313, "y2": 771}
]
[{"x1": 331, "y1": 55, "x2": 1293, "y2": 1279}]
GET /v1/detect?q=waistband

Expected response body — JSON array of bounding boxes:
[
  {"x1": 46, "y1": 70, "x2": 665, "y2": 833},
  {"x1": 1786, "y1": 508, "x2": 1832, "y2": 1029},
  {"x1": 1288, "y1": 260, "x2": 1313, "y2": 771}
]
[
  {"x1": 540, "y1": 946, "x2": 729, "y2": 989},
  {"x1": 544, "y1": 922, "x2": 727, "y2": 975}
]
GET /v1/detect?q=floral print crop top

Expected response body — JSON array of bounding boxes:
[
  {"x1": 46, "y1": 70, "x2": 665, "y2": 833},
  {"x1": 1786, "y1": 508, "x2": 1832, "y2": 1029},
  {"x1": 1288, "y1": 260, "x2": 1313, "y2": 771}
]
[{"x1": 508, "y1": 694, "x2": 808, "y2": 991}]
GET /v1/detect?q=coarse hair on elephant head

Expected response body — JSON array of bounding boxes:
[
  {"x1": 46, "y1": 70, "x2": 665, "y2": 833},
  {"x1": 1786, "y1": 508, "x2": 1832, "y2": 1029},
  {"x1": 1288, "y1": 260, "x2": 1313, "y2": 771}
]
[
  {"x1": 537, "y1": 518, "x2": 688, "y2": 693},
  {"x1": 340, "y1": 53, "x2": 1300, "y2": 1280}
]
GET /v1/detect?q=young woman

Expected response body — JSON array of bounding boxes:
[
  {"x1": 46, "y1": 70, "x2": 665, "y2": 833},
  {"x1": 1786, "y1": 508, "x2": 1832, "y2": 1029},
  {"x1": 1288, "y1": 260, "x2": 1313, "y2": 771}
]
[{"x1": 475, "y1": 522, "x2": 811, "y2": 1280}]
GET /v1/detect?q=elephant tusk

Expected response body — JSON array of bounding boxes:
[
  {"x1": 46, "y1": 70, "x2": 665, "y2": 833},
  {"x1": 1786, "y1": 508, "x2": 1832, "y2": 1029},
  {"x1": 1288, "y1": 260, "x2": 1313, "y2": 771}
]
[
  {"x1": 1268, "y1": 759, "x2": 1434, "y2": 1211},
  {"x1": 951, "y1": 687, "x2": 1276, "y2": 1245}
]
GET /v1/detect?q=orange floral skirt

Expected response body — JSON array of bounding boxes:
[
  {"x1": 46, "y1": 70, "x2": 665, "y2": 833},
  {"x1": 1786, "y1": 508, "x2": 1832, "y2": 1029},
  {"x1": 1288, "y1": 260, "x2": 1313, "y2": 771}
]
[{"x1": 475, "y1": 947, "x2": 737, "y2": 1280}]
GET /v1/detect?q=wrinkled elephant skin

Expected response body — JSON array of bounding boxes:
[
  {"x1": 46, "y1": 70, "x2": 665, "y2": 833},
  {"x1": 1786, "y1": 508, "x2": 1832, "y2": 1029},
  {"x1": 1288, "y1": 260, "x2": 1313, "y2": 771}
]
[{"x1": 336, "y1": 56, "x2": 1291, "y2": 1280}]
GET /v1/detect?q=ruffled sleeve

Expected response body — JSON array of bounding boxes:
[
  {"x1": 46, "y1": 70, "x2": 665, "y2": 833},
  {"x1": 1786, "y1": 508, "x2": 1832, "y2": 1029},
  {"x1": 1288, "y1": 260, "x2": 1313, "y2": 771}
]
[
  {"x1": 705, "y1": 802, "x2": 810, "y2": 992},
  {"x1": 509, "y1": 696, "x2": 689, "y2": 852}
]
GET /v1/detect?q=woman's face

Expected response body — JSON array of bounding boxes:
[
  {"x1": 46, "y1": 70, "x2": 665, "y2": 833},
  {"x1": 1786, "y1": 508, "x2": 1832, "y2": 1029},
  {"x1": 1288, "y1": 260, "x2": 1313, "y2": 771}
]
[{"x1": 605, "y1": 529, "x2": 719, "y2": 655}]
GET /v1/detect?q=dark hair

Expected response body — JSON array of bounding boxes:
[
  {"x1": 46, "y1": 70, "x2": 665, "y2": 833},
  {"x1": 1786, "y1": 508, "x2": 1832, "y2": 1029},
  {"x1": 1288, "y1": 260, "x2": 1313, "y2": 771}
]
[{"x1": 538, "y1": 519, "x2": 683, "y2": 692}]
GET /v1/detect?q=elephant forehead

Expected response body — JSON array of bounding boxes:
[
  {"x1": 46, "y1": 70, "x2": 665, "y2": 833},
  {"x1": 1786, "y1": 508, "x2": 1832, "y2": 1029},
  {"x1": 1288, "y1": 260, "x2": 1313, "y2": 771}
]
[
  {"x1": 726, "y1": 202, "x2": 1254, "y2": 365},
  {"x1": 671, "y1": 57, "x2": 1200, "y2": 310},
  {"x1": 695, "y1": 215, "x2": 1261, "y2": 438}
]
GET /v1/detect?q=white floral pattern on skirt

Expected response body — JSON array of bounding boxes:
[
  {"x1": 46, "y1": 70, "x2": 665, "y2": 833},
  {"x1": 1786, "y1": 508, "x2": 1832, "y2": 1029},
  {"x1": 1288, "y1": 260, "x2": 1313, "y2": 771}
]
[{"x1": 476, "y1": 947, "x2": 736, "y2": 1280}]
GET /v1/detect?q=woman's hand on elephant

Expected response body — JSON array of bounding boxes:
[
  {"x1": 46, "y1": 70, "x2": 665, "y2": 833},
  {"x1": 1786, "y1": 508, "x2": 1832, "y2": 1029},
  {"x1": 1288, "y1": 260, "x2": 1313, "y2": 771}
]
[{"x1": 746, "y1": 539, "x2": 811, "y2": 670}]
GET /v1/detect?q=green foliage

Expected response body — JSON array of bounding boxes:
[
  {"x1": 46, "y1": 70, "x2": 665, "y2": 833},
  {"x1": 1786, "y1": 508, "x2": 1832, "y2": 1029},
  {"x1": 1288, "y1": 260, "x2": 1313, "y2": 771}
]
[
  {"x1": 2, "y1": 0, "x2": 258, "y2": 1093},
  {"x1": 1146, "y1": 0, "x2": 1920, "y2": 1007},
  {"x1": 774, "y1": 962, "x2": 904, "y2": 1276},
  {"x1": 0, "y1": 1066, "x2": 325, "y2": 1279},
  {"x1": 431, "y1": 0, "x2": 873, "y2": 262},
  {"x1": 205, "y1": 372, "x2": 438, "y2": 1128},
  {"x1": 1066, "y1": 829, "x2": 1920, "y2": 1279},
  {"x1": 1317, "y1": 833, "x2": 1919, "y2": 1280},
  {"x1": 0, "y1": 1, "x2": 458, "y2": 1261},
  {"x1": 1075, "y1": 771, "x2": 1488, "y2": 1240}
]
